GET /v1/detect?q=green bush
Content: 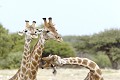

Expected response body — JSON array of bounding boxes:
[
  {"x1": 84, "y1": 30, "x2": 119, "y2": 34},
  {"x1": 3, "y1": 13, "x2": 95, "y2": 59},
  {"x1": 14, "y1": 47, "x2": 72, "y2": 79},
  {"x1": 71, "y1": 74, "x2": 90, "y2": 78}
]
[
  {"x1": 93, "y1": 52, "x2": 111, "y2": 68},
  {"x1": 43, "y1": 40, "x2": 76, "y2": 57},
  {"x1": 0, "y1": 52, "x2": 22, "y2": 69},
  {"x1": 0, "y1": 59, "x2": 9, "y2": 69}
]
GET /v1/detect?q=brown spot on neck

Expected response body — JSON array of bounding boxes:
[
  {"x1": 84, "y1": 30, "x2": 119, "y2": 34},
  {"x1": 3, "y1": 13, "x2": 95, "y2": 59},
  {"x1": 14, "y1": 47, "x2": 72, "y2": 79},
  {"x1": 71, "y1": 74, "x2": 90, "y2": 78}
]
[
  {"x1": 82, "y1": 59, "x2": 88, "y2": 65},
  {"x1": 24, "y1": 48, "x2": 28, "y2": 53},
  {"x1": 37, "y1": 49, "x2": 42, "y2": 54},
  {"x1": 78, "y1": 58, "x2": 82, "y2": 63},
  {"x1": 31, "y1": 64, "x2": 34, "y2": 70},
  {"x1": 32, "y1": 60, "x2": 37, "y2": 66},
  {"x1": 22, "y1": 66, "x2": 26, "y2": 73},
  {"x1": 31, "y1": 70, "x2": 36, "y2": 75},
  {"x1": 35, "y1": 54, "x2": 39, "y2": 61},
  {"x1": 88, "y1": 62, "x2": 96, "y2": 69},
  {"x1": 94, "y1": 74, "x2": 100, "y2": 80},
  {"x1": 29, "y1": 72, "x2": 32, "y2": 79},
  {"x1": 22, "y1": 60, "x2": 26, "y2": 65},
  {"x1": 73, "y1": 59, "x2": 77, "y2": 63},
  {"x1": 69, "y1": 59, "x2": 73, "y2": 63},
  {"x1": 32, "y1": 75, "x2": 36, "y2": 80},
  {"x1": 96, "y1": 69, "x2": 102, "y2": 75}
]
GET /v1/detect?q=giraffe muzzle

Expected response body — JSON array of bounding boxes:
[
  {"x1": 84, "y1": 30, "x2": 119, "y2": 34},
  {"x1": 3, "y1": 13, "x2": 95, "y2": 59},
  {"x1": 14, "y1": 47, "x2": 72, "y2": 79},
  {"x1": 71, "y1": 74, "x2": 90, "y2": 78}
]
[{"x1": 30, "y1": 33, "x2": 38, "y2": 38}]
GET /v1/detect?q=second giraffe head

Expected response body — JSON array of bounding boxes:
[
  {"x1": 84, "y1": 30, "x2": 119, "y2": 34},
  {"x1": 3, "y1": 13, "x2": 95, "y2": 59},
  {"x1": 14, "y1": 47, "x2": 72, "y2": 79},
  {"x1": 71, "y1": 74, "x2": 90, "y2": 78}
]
[{"x1": 18, "y1": 20, "x2": 38, "y2": 39}]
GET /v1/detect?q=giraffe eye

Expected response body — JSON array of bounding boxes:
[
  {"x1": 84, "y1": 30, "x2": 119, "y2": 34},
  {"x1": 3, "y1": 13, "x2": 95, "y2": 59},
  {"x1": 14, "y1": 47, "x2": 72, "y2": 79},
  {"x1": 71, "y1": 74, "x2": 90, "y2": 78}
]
[
  {"x1": 25, "y1": 30, "x2": 27, "y2": 32},
  {"x1": 46, "y1": 30, "x2": 50, "y2": 33}
]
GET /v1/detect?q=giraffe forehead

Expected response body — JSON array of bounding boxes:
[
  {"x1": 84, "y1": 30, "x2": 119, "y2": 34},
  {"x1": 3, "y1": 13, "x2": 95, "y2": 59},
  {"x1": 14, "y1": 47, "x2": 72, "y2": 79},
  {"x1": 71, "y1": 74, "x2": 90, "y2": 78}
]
[
  {"x1": 42, "y1": 31, "x2": 55, "y2": 39},
  {"x1": 50, "y1": 26, "x2": 58, "y2": 34},
  {"x1": 26, "y1": 26, "x2": 36, "y2": 31}
]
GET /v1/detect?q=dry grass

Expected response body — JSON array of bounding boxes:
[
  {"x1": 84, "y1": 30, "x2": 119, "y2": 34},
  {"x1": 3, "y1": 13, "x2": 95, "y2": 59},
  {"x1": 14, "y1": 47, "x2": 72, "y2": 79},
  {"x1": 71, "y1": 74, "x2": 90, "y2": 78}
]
[{"x1": 0, "y1": 68, "x2": 120, "y2": 80}]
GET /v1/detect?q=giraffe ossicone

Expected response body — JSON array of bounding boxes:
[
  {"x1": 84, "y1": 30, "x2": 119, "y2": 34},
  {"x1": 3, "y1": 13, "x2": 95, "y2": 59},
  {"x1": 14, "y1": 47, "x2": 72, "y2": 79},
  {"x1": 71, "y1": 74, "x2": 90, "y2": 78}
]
[{"x1": 18, "y1": 20, "x2": 38, "y2": 39}]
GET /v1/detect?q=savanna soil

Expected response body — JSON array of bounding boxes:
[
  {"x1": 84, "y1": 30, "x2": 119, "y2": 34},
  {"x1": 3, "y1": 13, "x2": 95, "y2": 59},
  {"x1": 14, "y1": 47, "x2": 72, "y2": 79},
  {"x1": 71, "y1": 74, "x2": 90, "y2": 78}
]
[{"x1": 0, "y1": 68, "x2": 120, "y2": 80}]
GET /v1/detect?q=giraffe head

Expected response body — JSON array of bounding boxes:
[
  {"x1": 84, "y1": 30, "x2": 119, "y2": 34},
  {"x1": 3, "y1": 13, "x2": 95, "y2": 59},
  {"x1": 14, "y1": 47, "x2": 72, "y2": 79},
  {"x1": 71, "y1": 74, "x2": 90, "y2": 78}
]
[
  {"x1": 36, "y1": 28, "x2": 62, "y2": 43},
  {"x1": 42, "y1": 55, "x2": 65, "y2": 66},
  {"x1": 42, "y1": 17, "x2": 63, "y2": 42},
  {"x1": 18, "y1": 20, "x2": 38, "y2": 40}
]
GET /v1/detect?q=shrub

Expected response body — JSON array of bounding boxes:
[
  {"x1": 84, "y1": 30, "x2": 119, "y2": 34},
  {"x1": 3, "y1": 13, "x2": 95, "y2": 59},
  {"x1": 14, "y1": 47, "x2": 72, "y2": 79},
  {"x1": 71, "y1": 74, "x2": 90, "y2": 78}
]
[
  {"x1": 43, "y1": 40, "x2": 76, "y2": 57},
  {"x1": 93, "y1": 52, "x2": 111, "y2": 68},
  {"x1": 0, "y1": 52, "x2": 22, "y2": 69}
]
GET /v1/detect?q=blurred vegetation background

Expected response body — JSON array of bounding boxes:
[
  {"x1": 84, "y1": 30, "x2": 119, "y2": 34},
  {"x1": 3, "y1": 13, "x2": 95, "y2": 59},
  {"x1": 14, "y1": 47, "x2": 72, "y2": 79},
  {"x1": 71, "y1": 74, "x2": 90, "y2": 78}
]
[{"x1": 0, "y1": 24, "x2": 120, "y2": 69}]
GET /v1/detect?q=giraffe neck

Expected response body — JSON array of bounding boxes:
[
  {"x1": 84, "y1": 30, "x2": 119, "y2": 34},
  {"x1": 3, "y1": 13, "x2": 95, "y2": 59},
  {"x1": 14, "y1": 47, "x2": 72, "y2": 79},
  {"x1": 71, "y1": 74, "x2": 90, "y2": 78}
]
[
  {"x1": 9, "y1": 38, "x2": 32, "y2": 80},
  {"x1": 26, "y1": 34, "x2": 45, "y2": 80},
  {"x1": 19, "y1": 39, "x2": 31, "y2": 79},
  {"x1": 61, "y1": 57, "x2": 103, "y2": 80}
]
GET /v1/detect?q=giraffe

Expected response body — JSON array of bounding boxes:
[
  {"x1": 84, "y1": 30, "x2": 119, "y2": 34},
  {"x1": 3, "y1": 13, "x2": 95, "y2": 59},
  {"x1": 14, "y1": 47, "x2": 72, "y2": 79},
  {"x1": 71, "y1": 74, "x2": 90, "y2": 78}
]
[
  {"x1": 18, "y1": 17, "x2": 63, "y2": 80},
  {"x1": 41, "y1": 55, "x2": 104, "y2": 80},
  {"x1": 9, "y1": 20, "x2": 38, "y2": 80}
]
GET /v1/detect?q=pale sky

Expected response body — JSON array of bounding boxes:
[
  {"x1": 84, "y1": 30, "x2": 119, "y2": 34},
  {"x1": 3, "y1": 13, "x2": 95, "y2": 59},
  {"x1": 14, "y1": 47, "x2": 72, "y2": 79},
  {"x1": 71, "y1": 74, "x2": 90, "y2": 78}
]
[{"x1": 0, "y1": 0, "x2": 120, "y2": 36}]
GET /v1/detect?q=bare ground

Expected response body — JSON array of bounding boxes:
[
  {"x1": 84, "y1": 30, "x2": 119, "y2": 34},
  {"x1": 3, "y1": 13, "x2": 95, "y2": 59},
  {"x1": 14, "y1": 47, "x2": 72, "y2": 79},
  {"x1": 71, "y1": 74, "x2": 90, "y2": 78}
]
[{"x1": 0, "y1": 68, "x2": 120, "y2": 80}]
